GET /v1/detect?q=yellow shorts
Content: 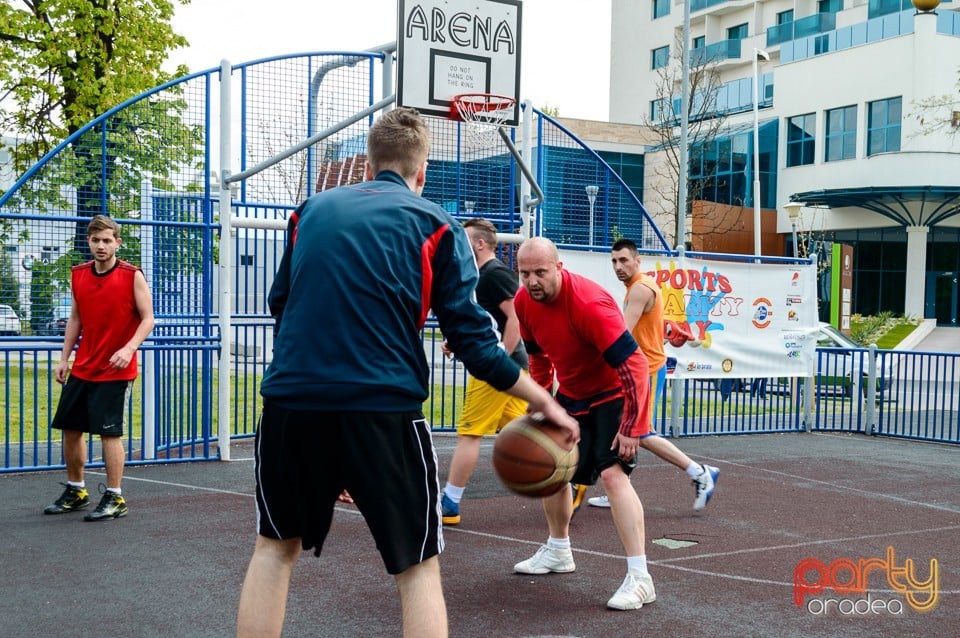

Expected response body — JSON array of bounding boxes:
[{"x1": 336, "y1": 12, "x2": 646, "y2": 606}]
[{"x1": 457, "y1": 373, "x2": 528, "y2": 436}]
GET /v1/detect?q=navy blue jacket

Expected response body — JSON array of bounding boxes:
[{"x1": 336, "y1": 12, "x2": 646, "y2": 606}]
[{"x1": 262, "y1": 171, "x2": 520, "y2": 411}]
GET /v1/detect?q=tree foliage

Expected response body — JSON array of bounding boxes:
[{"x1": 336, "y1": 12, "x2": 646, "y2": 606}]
[
  {"x1": 0, "y1": 1, "x2": 205, "y2": 294},
  {"x1": 641, "y1": 33, "x2": 732, "y2": 246},
  {"x1": 0, "y1": 0, "x2": 191, "y2": 168},
  {"x1": 0, "y1": 249, "x2": 19, "y2": 313},
  {"x1": 912, "y1": 67, "x2": 960, "y2": 138}
]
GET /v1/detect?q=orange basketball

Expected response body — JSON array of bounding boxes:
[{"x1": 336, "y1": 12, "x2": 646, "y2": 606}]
[{"x1": 492, "y1": 414, "x2": 579, "y2": 497}]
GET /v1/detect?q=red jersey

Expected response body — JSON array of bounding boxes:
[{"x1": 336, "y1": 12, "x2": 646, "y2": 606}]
[
  {"x1": 515, "y1": 269, "x2": 651, "y2": 437},
  {"x1": 70, "y1": 260, "x2": 143, "y2": 382}
]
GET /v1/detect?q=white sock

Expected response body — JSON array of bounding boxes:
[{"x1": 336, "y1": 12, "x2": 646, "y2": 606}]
[
  {"x1": 547, "y1": 537, "x2": 571, "y2": 550},
  {"x1": 67, "y1": 481, "x2": 85, "y2": 489},
  {"x1": 444, "y1": 483, "x2": 465, "y2": 503},
  {"x1": 627, "y1": 555, "x2": 648, "y2": 575},
  {"x1": 107, "y1": 487, "x2": 122, "y2": 495},
  {"x1": 686, "y1": 462, "x2": 704, "y2": 478}
]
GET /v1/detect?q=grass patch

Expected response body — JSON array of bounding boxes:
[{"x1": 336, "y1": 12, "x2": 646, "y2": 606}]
[
  {"x1": 3, "y1": 362, "x2": 466, "y2": 443},
  {"x1": 850, "y1": 313, "x2": 920, "y2": 349},
  {"x1": 874, "y1": 323, "x2": 918, "y2": 349}
]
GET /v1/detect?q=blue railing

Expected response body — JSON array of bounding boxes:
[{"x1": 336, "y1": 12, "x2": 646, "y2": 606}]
[
  {"x1": 939, "y1": 9, "x2": 960, "y2": 36},
  {"x1": 691, "y1": 0, "x2": 729, "y2": 12},
  {"x1": 692, "y1": 39, "x2": 743, "y2": 66},
  {"x1": 782, "y1": 10, "x2": 915, "y2": 63}
]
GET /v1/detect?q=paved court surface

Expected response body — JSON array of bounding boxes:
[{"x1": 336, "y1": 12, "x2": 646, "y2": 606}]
[{"x1": 1, "y1": 431, "x2": 957, "y2": 637}]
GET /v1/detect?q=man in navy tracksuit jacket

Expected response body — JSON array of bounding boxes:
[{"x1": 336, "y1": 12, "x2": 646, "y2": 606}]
[
  {"x1": 237, "y1": 107, "x2": 576, "y2": 638},
  {"x1": 261, "y1": 169, "x2": 517, "y2": 410}
]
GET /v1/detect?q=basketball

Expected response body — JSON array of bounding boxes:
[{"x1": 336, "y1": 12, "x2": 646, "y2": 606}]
[{"x1": 492, "y1": 414, "x2": 579, "y2": 498}]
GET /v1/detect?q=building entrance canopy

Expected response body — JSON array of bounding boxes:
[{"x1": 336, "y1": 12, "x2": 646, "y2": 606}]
[{"x1": 791, "y1": 186, "x2": 960, "y2": 227}]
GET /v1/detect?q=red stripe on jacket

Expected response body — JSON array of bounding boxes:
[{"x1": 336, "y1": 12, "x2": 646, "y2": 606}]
[{"x1": 419, "y1": 224, "x2": 449, "y2": 328}]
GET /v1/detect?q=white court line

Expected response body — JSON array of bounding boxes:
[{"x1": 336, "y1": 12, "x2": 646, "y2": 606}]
[
  {"x1": 85, "y1": 469, "x2": 958, "y2": 595},
  {"x1": 90, "y1": 438, "x2": 958, "y2": 595},
  {"x1": 694, "y1": 437, "x2": 960, "y2": 515},
  {"x1": 85, "y1": 470, "x2": 251, "y2": 498},
  {"x1": 441, "y1": 524, "x2": 960, "y2": 594},
  {"x1": 653, "y1": 523, "x2": 960, "y2": 564}
]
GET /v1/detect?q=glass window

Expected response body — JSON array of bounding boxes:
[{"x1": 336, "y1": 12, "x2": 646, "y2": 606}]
[
  {"x1": 650, "y1": 98, "x2": 667, "y2": 121},
  {"x1": 653, "y1": 0, "x2": 670, "y2": 19},
  {"x1": 819, "y1": 0, "x2": 843, "y2": 12},
  {"x1": 651, "y1": 45, "x2": 670, "y2": 69},
  {"x1": 693, "y1": 35, "x2": 705, "y2": 49},
  {"x1": 688, "y1": 127, "x2": 773, "y2": 207},
  {"x1": 786, "y1": 114, "x2": 816, "y2": 167},
  {"x1": 929, "y1": 228, "x2": 960, "y2": 270},
  {"x1": 825, "y1": 105, "x2": 857, "y2": 161},
  {"x1": 777, "y1": 10, "x2": 794, "y2": 24},
  {"x1": 867, "y1": 97, "x2": 902, "y2": 155},
  {"x1": 727, "y1": 23, "x2": 749, "y2": 41}
]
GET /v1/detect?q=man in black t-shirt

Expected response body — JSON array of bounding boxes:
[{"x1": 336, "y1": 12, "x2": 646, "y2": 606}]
[{"x1": 440, "y1": 218, "x2": 528, "y2": 525}]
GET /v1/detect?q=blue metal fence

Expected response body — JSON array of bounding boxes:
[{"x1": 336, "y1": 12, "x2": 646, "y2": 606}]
[{"x1": 1, "y1": 49, "x2": 957, "y2": 474}]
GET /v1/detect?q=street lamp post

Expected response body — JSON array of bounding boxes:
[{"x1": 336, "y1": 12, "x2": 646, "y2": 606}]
[
  {"x1": 784, "y1": 201, "x2": 803, "y2": 257},
  {"x1": 753, "y1": 48, "x2": 770, "y2": 258},
  {"x1": 585, "y1": 185, "x2": 599, "y2": 247}
]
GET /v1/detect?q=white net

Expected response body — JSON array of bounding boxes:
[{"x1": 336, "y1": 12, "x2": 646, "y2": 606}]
[{"x1": 453, "y1": 94, "x2": 515, "y2": 148}]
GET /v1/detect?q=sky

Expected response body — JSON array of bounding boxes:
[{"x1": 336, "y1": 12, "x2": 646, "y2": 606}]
[{"x1": 168, "y1": 0, "x2": 611, "y2": 121}]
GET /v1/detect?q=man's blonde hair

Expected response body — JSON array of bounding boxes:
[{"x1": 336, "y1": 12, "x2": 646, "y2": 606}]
[{"x1": 367, "y1": 107, "x2": 431, "y2": 179}]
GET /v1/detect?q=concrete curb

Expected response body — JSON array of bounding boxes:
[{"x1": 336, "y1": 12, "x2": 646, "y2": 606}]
[{"x1": 895, "y1": 318, "x2": 938, "y2": 350}]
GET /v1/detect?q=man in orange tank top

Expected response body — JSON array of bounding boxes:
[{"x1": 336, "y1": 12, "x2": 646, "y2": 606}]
[
  {"x1": 578, "y1": 239, "x2": 719, "y2": 512},
  {"x1": 43, "y1": 215, "x2": 155, "y2": 522}
]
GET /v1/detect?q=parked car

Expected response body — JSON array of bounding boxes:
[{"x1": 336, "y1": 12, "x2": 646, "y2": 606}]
[
  {"x1": 815, "y1": 322, "x2": 893, "y2": 397},
  {"x1": 39, "y1": 304, "x2": 72, "y2": 336},
  {"x1": 0, "y1": 304, "x2": 22, "y2": 336}
]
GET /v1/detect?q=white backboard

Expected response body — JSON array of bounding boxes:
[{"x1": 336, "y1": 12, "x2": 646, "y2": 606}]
[{"x1": 397, "y1": 0, "x2": 522, "y2": 126}]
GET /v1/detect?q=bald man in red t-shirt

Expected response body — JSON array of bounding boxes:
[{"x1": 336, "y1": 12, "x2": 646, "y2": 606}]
[{"x1": 511, "y1": 237, "x2": 656, "y2": 612}]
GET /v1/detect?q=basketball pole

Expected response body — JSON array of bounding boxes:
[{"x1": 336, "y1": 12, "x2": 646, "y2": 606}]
[{"x1": 494, "y1": 102, "x2": 543, "y2": 246}]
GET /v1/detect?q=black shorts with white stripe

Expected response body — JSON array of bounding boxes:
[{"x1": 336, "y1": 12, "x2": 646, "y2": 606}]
[{"x1": 254, "y1": 400, "x2": 443, "y2": 574}]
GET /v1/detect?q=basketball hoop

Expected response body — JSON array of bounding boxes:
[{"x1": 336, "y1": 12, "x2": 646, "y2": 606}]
[{"x1": 450, "y1": 93, "x2": 516, "y2": 148}]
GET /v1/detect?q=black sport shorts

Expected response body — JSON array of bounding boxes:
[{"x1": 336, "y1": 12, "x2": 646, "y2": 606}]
[
  {"x1": 254, "y1": 400, "x2": 443, "y2": 575},
  {"x1": 51, "y1": 377, "x2": 132, "y2": 437},
  {"x1": 569, "y1": 398, "x2": 636, "y2": 485}
]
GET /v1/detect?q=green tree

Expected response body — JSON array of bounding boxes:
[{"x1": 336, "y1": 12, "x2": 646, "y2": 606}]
[
  {"x1": 642, "y1": 32, "x2": 733, "y2": 247},
  {"x1": 0, "y1": 0, "x2": 202, "y2": 272},
  {"x1": 0, "y1": 249, "x2": 19, "y2": 314}
]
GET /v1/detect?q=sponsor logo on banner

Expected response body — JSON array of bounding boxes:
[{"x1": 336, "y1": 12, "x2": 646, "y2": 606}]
[
  {"x1": 786, "y1": 295, "x2": 802, "y2": 306},
  {"x1": 752, "y1": 297, "x2": 773, "y2": 329},
  {"x1": 791, "y1": 272, "x2": 801, "y2": 286},
  {"x1": 788, "y1": 310, "x2": 799, "y2": 321},
  {"x1": 686, "y1": 362, "x2": 714, "y2": 371},
  {"x1": 721, "y1": 358, "x2": 734, "y2": 373}
]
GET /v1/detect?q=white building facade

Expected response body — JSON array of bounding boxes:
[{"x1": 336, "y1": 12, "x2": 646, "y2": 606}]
[{"x1": 610, "y1": 0, "x2": 960, "y2": 325}]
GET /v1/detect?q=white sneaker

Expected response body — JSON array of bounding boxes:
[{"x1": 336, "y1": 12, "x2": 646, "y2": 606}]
[
  {"x1": 513, "y1": 545, "x2": 576, "y2": 574},
  {"x1": 693, "y1": 464, "x2": 720, "y2": 511},
  {"x1": 607, "y1": 571, "x2": 657, "y2": 610},
  {"x1": 588, "y1": 495, "x2": 610, "y2": 508}
]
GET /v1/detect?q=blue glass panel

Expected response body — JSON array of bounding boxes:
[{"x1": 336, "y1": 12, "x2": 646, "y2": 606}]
[{"x1": 851, "y1": 22, "x2": 867, "y2": 46}]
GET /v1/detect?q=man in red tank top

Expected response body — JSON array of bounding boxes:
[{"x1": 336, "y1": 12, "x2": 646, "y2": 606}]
[{"x1": 43, "y1": 215, "x2": 155, "y2": 522}]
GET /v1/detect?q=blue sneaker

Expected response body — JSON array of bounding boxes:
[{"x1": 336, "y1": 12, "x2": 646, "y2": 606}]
[
  {"x1": 570, "y1": 483, "x2": 588, "y2": 518},
  {"x1": 441, "y1": 492, "x2": 460, "y2": 525},
  {"x1": 693, "y1": 465, "x2": 719, "y2": 511}
]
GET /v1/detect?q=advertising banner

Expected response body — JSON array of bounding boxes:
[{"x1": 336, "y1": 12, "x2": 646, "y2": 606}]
[{"x1": 645, "y1": 255, "x2": 819, "y2": 379}]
